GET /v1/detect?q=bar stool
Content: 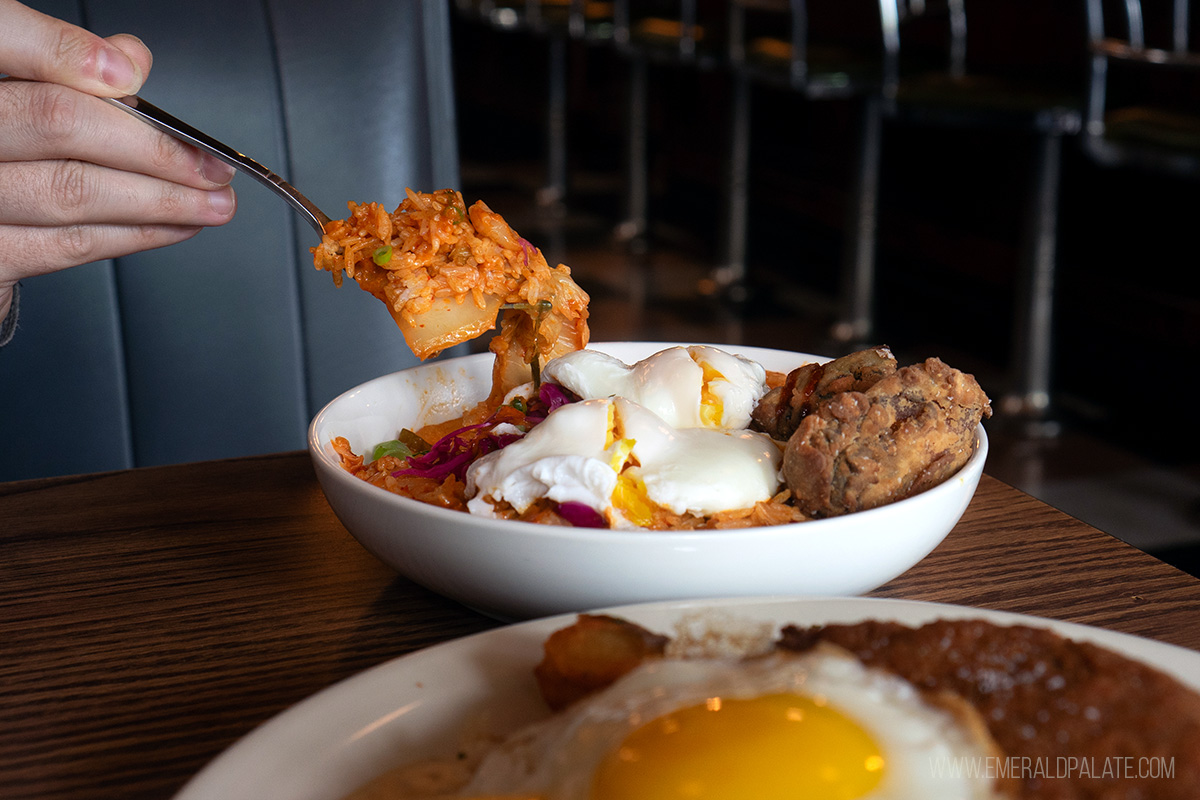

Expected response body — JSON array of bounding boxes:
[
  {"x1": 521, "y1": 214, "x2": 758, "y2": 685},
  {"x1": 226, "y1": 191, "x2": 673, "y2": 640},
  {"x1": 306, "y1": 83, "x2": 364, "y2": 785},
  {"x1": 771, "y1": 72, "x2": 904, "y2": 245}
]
[
  {"x1": 612, "y1": 0, "x2": 729, "y2": 242},
  {"x1": 720, "y1": 0, "x2": 901, "y2": 306},
  {"x1": 877, "y1": 0, "x2": 1086, "y2": 424},
  {"x1": 530, "y1": 2, "x2": 620, "y2": 207},
  {"x1": 456, "y1": 1, "x2": 614, "y2": 207},
  {"x1": 1083, "y1": 0, "x2": 1200, "y2": 176}
]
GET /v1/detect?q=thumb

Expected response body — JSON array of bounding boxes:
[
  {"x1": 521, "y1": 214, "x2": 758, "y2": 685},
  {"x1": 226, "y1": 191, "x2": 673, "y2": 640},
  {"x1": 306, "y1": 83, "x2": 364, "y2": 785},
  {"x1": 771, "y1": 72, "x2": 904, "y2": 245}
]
[{"x1": 0, "y1": 0, "x2": 150, "y2": 96}]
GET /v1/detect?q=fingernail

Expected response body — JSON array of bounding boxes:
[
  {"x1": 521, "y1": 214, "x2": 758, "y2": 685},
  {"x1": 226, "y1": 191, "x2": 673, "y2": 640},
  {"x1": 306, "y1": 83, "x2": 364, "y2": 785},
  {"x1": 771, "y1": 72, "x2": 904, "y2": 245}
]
[
  {"x1": 200, "y1": 155, "x2": 236, "y2": 186},
  {"x1": 98, "y1": 46, "x2": 141, "y2": 94},
  {"x1": 207, "y1": 187, "x2": 236, "y2": 217}
]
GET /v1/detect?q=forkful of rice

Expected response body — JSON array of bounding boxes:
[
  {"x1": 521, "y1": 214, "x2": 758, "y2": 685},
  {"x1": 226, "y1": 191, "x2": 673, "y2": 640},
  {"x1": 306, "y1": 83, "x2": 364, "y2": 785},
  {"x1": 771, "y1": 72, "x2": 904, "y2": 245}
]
[
  {"x1": 99, "y1": 95, "x2": 589, "y2": 397},
  {"x1": 311, "y1": 188, "x2": 591, "y2": 404}
]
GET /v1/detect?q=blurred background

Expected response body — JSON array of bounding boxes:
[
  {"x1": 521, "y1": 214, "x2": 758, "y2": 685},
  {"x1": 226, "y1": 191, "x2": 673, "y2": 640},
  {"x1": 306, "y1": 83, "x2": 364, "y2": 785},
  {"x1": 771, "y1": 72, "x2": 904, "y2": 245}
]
[{"x1": 449, "y1": 0, "x2": 1200, "y2": 576}]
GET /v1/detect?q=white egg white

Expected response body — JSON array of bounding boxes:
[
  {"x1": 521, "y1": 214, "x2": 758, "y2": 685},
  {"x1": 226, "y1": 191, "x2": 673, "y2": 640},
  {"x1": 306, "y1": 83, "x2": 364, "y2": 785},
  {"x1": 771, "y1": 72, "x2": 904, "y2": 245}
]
[
  {"x1": 466, "y1": 400, "x2": 618, "y2": 518},
  {"x1": 614, "y1": 398, "x2": 781, "y2": 517},
  {"x1": 540, "y1": 346, "x2": 769, "y2": 430},
  {"x1": 464, "y1": 395, "x2": 782, "y2": 523}
]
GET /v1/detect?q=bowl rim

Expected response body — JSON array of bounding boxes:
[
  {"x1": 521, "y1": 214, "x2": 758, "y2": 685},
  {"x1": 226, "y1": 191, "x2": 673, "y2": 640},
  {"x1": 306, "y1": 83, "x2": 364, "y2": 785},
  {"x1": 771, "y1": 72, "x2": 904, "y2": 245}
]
[{"x1": 307, "y1": 341, "x2": 988, "y2": 544}]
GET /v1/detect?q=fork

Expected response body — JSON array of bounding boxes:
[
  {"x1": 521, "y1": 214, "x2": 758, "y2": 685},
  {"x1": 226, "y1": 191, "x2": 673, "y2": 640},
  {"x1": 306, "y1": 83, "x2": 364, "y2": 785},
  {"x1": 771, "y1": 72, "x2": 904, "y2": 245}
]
[{"x1": 103, "y1": 95, "x2": 332, "y2": 239}]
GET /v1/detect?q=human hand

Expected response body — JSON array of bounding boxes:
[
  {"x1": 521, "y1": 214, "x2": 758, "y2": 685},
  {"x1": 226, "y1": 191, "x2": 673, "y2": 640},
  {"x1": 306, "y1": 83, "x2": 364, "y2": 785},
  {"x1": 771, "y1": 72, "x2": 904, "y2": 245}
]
[{"x1": 0, "y1": 0, "x2": 238, "y2": 321}]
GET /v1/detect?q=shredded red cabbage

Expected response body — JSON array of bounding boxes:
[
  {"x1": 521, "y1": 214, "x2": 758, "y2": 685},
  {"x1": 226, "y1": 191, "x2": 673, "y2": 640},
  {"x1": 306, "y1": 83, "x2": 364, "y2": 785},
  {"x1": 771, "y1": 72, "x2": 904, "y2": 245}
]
[
  {"x1": 509, "y1": 383, "x2": 579, "y2": 426},
  {"x1": 393, "y1": 422, "x2": 522, "y2": 482},
  {"x1": 538, "y1": 381, "x2": 574, "y2": 412},
  {"x1": 390, "y1": 383, "x2": 579, "y2": 483},
  {"x1": 556, "y1": 501, "x2": 608, "y2": 528}
]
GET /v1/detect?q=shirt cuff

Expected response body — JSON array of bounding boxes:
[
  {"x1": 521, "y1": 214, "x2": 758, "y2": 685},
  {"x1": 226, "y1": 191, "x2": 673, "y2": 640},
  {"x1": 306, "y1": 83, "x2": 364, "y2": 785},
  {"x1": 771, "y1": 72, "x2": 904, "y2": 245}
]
[{"x1": 0, "y1": 283, "x2": 20, "y2": 348}]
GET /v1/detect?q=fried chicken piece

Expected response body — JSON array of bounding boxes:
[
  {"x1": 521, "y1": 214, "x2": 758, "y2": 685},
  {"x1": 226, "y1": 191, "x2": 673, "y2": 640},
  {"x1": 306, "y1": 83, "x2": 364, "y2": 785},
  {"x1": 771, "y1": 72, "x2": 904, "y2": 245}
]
[
  {"x1": 782, "y1": 357, "x2": 991, "y2": 517},
  {"x1": 751, "y1": 346, "x2": 897, "y2": 441}
]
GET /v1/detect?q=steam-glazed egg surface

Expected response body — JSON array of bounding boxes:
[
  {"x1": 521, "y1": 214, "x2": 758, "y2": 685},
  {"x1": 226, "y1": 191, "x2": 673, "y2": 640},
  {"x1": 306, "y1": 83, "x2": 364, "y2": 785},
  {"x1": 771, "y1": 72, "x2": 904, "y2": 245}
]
[
  {"x1": 434, "y1": 648, "x2": 1006, "y2": 800},
  {"x1": 540, "y1": 345, "x2": 769, "y2": 430},
  {"x1": 465, "y1": 396, "x2": 782, "y2": 526}
]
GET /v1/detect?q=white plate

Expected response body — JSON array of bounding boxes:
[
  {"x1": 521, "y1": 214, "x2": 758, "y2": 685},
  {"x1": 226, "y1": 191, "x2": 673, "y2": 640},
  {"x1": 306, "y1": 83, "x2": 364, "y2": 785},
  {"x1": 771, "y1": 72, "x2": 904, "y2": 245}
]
[{"x1": 174, "y1": 596, "x2": 1200, "y2": 800}]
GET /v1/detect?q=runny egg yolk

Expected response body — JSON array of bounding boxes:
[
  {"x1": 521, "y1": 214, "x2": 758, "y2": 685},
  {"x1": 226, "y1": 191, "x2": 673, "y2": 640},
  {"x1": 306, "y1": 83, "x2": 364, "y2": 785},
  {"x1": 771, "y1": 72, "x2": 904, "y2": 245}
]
[
  {"x1": 606, "y1": 436, "x2": 655, "y2": 527},
  {"x1": 604, "y1": 409, "x2": 654, "y2": 526},
  {"x1": 698, "y1": 362, "x2": 725, "y2": 429},
  {"x1": 611, "y1": 467, "x2": 655, "y2": 527},
  {"x1": 590, "y1": 693, "x2": 885, "y2": 800}
]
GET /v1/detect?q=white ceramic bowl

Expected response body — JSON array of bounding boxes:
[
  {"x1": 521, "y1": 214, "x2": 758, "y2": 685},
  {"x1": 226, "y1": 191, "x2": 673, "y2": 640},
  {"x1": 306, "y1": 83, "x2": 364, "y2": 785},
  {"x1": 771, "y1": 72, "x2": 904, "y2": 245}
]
[{"x1": 308, "y1": 342, "x2": 987, "y2": 619}]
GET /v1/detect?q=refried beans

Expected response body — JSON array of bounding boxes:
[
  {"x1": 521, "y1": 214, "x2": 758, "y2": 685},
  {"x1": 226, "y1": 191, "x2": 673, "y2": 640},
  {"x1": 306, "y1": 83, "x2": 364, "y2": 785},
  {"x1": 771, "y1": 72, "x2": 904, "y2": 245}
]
[{"x1": 778, "y1": 618, "x2": 1200, "y2": 800}]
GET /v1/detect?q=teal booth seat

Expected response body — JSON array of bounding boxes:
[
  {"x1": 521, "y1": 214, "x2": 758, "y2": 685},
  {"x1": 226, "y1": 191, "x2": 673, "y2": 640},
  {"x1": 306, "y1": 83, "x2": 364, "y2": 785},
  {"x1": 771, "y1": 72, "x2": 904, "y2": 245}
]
[{"x1": 1, "y1": 0, "x2": 460, "y2": 481}]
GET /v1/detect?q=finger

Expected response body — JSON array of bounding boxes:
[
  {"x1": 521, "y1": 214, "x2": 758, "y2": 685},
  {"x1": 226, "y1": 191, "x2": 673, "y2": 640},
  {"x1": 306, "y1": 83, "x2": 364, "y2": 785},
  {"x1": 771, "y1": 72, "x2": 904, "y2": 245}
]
[
  {"x1": 104, "y1": 33, "x2": 152, "y2": 86},
  {"x1": 0, "y1": 80, "x2": 236, "y2": 190},
  {"x1": 0, "y1": 0, "x2": 147, "y2": 96},
  {"x1": 0, "y1": 222, "x2": 202, "y2": 282},
  {"x1": 0, "y1": 159, "x2": 237, "y2": 228}
]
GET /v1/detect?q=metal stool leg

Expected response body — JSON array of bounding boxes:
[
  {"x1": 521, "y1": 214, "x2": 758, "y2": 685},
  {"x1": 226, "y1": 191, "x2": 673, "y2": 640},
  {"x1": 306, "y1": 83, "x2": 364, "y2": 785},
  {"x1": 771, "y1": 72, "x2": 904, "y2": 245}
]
[
  {"x1": 1003, "y1": 128, "x2": 1062, "y2": 429},
  {"x1": 713, "y1": 70, "x2": 751, "y2": 296},
  {"x1": 538, "y1": 33, "x2": 568, "y2": 208},
  {"x1": 833, "y1": 94, "x2": 884, "y2": 345},
  {"x1": 616, "y1": 53, "x2": 648, "y2": 242}
]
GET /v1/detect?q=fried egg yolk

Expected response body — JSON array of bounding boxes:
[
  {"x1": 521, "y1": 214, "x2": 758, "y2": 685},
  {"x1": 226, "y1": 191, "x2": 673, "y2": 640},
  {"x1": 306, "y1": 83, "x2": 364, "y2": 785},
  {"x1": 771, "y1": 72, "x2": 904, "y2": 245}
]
[
  {"x1": 447, "y1": 651, "x2": 1006, "y2": 800},
  {"x1": 591, "y1": 693, "x2": 884, "y2": 800}
]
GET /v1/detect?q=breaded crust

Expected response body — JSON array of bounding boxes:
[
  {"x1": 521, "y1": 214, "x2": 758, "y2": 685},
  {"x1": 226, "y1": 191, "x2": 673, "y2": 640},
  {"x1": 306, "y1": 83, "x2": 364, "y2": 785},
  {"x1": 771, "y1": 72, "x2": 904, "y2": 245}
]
[
  {"x1": 782, "y1": 357, "x2": 991, "y2": 517},
  {"x1": 752, "y1": 346, "x2": 897, "y2": 441}
]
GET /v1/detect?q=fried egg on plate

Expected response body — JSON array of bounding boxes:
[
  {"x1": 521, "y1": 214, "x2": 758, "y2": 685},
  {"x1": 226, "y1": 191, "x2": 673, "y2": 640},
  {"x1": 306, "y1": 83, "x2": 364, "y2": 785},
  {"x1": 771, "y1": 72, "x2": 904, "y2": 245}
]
[
  {"x1": 539, "y1": 345, "x2": 769, "y2": 430},
  {"x1": 464, "y1": 397, "x2": 782, "y2": 525},
  {"x1": 448, "y1": 647, "x2": 1005, "y2": 800}
]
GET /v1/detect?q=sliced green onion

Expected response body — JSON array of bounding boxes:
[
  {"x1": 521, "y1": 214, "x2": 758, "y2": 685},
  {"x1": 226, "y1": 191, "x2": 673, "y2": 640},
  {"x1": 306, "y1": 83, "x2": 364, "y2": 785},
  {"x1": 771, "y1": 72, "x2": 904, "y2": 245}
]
[
  {"x1": 510, "y1": 396, "x2": 527, "y2": 413},
  {"x1": 501, "y1": 300, "x2": 553, "y2": 313},
  {"x1": 441, "y1": 190, "x2": 465, "y2": 223},
  {"x1": 372, "y1": 245, "x2": 393, "y2": 266},
  {"x1": 371, "y1": 439, "x2": 413, "y2": 462}
]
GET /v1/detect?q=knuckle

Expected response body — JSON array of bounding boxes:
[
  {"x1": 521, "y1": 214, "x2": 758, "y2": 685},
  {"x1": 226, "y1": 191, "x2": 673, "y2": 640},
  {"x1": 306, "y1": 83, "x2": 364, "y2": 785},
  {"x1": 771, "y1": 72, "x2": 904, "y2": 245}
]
[
  {"x1": 133, "y1": 225, "x2": 171, "y2": 251},
  {"x1": 48, "y1": 160, "x2": 91, "y2": 216},
  {"x1": 52, "y1": 26, "x2": 93, "y2": 74},
  {"x1": 26, "y1": 83, "x2": 83, "y2": 145},
  {"x1": 148, "y1": 129, "x2": 192, "y2": 175},
  {"x1": 53, "y1": 224, "x2": 98, "y2": 266},
  {"x1": 0, "y1": 80, "x2": 20, "y2": 117},
  {"x1": 154, "y1": 183, "x2": 189, "y2": 219}
]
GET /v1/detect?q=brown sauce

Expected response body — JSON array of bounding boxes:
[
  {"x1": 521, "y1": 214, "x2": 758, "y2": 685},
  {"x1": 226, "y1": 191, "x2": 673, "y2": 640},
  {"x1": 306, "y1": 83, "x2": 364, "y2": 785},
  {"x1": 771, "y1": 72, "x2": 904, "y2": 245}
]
[{"x1": 779, "y1": 619, "x2": 1200, "y2": 799}]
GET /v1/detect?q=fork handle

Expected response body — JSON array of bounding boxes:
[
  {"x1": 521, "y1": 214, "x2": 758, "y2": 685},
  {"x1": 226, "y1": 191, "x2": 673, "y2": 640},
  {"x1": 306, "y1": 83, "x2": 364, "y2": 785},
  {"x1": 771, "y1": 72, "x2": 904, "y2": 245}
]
[{"x1": 104, "y1": 95, "x2": 332, "y2": 240}]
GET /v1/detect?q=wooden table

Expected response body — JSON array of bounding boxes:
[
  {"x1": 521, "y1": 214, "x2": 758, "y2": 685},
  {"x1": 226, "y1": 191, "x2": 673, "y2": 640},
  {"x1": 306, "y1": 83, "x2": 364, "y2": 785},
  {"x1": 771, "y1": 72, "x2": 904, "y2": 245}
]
[{"x1": 3, "y1": 452, "x2": 1199, "y2": 800}]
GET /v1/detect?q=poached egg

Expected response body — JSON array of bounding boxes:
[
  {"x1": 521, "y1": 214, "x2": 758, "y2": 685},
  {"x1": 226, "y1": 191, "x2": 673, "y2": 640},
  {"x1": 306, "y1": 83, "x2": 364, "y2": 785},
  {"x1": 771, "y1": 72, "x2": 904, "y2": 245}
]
[
  {"x1": 465, "y1": 397, "x2": 782, "y2": 526},
  {"x1": 539, "y1": 345, "x2": 769, "y2": 431}
]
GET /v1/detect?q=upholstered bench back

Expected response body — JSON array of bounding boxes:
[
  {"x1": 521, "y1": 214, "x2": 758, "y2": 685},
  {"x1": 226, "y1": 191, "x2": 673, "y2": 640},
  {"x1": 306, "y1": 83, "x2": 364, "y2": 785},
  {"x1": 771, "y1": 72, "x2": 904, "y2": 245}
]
[{"x1": 1, "y1": 0, "x2": 459, "y2": 481}]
